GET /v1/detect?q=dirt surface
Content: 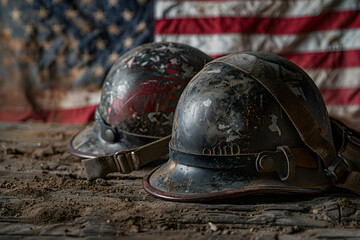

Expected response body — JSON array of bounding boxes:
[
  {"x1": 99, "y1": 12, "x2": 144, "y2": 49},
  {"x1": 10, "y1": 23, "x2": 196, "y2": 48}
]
[{"x1": 1, "y1": 122, "x2": 360, "y2": 239}]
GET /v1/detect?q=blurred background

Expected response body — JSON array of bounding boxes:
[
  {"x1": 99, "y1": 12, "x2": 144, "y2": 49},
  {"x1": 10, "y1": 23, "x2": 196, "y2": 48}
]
[{"x1": 0, "y1": 0, "x2": 359, "y2": 125}]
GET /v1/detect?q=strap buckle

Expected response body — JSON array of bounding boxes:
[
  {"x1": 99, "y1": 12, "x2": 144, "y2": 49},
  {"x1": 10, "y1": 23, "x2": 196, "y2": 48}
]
[
  {"x1": 113, "y1": 151, "x2": 139, "y2": 174},
  {"x1": 256, "y1": 145, "x2": 295, "y2": 181},
  {"x1": 325, "y1": 155, "x2": 350, "y2": 182}
]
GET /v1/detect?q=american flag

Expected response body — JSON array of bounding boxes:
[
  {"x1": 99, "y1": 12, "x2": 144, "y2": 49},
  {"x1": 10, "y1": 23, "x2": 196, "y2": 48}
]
[
  {"x1": 154, "y1": 0, "x2": 360, "y2": 125},
  {"x1": 0, "y1": 0, "x2": 153, "y2": 123},
  {"x1": 0, "y1": 0, "x2": 359, "y2": 125}
]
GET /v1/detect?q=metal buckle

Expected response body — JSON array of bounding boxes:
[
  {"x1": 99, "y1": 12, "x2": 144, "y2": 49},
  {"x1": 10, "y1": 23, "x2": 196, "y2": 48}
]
[
  {"x1": 113, "y1": 151, "x2": 138, "y2": 174},
  {"x1": 325, "y1": 155, "x2": 350, "y2": 182},
  {"x1": 256, "y1": 145, "x2": 295, "y2": 182}
]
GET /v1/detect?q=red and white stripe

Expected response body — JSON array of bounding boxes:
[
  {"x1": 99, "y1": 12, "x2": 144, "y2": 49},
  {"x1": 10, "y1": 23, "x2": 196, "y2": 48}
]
[
  {"x1": 155, "y1": 0, "x2": 360, "y2": 124},
  {"x1": 0, "y1": 89, "x2": 101, "y2": 123}
]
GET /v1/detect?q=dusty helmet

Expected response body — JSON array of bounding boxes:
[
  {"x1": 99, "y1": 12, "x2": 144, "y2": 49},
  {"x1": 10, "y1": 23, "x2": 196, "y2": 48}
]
[
  {"x1": 67, "y1": 42, "x2": 212, "y2": 158},
  {"x1": 143, "y1": 52, "x2": 334, "y2": 202}
]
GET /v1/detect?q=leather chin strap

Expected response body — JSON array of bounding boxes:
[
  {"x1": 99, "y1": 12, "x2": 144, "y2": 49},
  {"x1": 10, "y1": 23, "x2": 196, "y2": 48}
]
[
  {"x1": 215, "y1": 53, "x2": 360, "y2": 194},
  {"x1": 328, "y1": 117, "x2": 360, "y2": 194},
  {"x1": 82, "y1": 135, "x2": 171, "y2": 180}
]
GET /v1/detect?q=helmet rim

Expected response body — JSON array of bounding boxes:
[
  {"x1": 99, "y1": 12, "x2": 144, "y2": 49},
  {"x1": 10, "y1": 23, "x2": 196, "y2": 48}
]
[{"x1": 143, "y1": 159, "x2": 331, "y2": 202}]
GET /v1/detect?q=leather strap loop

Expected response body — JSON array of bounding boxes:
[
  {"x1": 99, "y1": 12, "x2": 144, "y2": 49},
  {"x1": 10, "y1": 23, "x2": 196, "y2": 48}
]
[
  {"x1": 82, "y1": 135, "x2": 171, "y2": 180},
  {"x1": 335, "y1": 171, "x2": 360, "y2": 195},
  {"x1": 256, "y1": 145, "x2": 296, "y2": 181},
  {"x1": 327, "y1": 117, "x2": 360, "y2": 194}
]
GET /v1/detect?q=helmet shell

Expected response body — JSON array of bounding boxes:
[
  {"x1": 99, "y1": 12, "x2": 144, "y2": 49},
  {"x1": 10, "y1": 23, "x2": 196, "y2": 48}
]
[
  {"x1": 143, "y1": 52, "x2": 333, "y2": 202},
  {"x1": 67, "y1": 42, "x2": 212, "y2": 158}
]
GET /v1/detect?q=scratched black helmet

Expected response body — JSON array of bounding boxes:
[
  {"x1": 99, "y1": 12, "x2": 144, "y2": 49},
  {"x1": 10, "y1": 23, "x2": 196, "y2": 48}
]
[
  {"x1": 67, "y1": 42, "x2": 212, "y2": 158},
  {"x1": 143, "y1": 52, "x2": 335, "y2": 202}
]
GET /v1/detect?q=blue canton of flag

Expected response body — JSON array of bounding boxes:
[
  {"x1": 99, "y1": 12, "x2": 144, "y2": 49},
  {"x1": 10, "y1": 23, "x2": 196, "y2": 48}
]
[{"x1": 0, "y1": 0, "x2": 153, "y2": 122}]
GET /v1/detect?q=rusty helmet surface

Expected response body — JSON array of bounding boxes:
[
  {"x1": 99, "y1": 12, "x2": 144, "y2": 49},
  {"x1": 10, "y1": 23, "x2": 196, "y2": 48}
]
[
  {"x1": 67, "y1": 42, "x2": 212, "y2": 158},
  {"x1": 143, "y1": 52, "x2": 334, "y2": 202}
]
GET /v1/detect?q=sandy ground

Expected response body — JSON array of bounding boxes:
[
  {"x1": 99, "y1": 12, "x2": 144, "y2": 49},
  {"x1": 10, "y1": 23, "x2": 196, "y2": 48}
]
[{"x1": 1, "y1": 122, "x2": 360, "y2": 239}]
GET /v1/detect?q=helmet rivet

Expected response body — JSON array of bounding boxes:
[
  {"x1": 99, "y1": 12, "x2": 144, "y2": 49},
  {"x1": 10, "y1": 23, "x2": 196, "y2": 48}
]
[{"x1": 104, "y1": 129, "x2": 115, "y2": 142}]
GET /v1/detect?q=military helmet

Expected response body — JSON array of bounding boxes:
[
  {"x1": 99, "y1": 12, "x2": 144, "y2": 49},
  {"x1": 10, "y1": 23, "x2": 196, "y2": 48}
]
[
  {"x1": 67, "y1": 42, "x2": 212, "y2": 158},
  {"x1": 143, "y1": 52, "x2": 335, "y2": 202}
]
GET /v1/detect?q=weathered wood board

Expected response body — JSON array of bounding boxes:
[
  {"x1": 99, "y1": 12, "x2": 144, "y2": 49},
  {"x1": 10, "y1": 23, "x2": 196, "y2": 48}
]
[{"x1": 0, "y1": 122, "x2": 359, "y2": 239}]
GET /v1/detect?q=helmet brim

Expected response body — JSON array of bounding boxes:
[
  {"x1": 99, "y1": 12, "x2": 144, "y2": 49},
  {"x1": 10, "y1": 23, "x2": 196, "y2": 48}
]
[
  {"x1": 143, "y1": 160, "x2": 331, "y2": 202},
  {"x1": 67, "y1": 122, "x2": 137, "y2": 158}
]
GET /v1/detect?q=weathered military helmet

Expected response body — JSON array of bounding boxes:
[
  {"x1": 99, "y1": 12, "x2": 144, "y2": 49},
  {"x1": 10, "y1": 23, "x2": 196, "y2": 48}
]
[
  {"x1": 67, "y1": 42, "x2": 212, "y2": 158},
  {"x1": 143, "y1": 52, "x2": 337, "y2": 202}
]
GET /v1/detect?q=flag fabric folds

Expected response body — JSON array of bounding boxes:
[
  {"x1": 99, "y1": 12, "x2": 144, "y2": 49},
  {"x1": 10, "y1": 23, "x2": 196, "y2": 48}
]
[
  {"x1": 0, "y1": 0, "x2": 359, "y2": 125},
  {"x1": 154, "y1": 0, "x2": 360, "y2": 125},
  {"x1": 0, "y1": 0, "x2": 153, "y2": 123}
]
